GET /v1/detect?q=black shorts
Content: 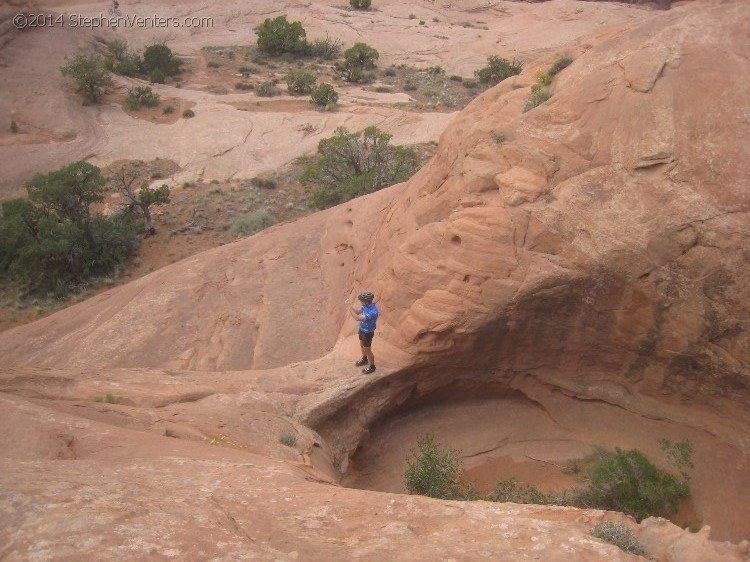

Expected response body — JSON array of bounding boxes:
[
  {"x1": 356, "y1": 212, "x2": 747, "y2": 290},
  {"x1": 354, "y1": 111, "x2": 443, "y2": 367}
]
[{"x1": 359, "y1": 330, "x2": 375, "y2": 347}]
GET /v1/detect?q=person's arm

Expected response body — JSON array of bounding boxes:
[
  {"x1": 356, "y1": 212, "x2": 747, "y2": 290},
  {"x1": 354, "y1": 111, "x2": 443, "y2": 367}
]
[{"x1": 345, "y1": 299, "x2": 365, "y2": 321}]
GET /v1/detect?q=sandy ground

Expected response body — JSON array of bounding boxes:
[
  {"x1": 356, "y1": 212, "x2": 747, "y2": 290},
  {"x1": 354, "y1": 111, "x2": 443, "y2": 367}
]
[{"x1": 1, "y1": 0, "x2": 650, "y2": 196}]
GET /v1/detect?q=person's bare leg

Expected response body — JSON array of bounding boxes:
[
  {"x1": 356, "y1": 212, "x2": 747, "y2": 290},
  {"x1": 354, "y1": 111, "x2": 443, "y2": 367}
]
[
  {"x1": 363, "y1": 346, "x2": 374, "y2": 366},
  {"x1": 360, "y1": 343, "x2": 367, "y2": 361}
]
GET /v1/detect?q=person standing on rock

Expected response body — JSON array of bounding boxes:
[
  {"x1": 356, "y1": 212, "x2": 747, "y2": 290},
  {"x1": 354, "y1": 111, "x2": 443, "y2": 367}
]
[{"x1": 346, "y1": 291, "x2": 379, "y2": 374}]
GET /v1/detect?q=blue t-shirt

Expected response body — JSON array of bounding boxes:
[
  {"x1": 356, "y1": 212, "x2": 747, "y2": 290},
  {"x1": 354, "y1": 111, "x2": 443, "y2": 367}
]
[{"x1": 359, "y1": 303, "x2": 378, "y2": 333}]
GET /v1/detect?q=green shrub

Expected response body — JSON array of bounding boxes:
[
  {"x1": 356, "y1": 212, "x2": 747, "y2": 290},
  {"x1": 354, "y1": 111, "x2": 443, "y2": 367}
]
[
  {"x1": 524, "y1": 84, "x2": 552, "y2": 112},
  {"x1": 162, "y1": 105, "x2": 174, "y2": 114},
  {"x1": 148, "y1": 68, "x2": 165, "y2": 84},
  {"x1": 409, "y1": 13, "x2": 416, "y2": 19},
  {"x1": 105, "y1": 39, "x2": 144, "y2": 77},
  {"x1": 285, "y1": 70, "x2": 316, "y2": 95},
  {"x1": 255, "y1": 16, "x2": 307, "y2": 56},
  {"x1": 279, "y1": 432, "x2": 297, "y2": 447},
  {"x1": 404, "y1": 433, "x2": 467, "y2": 500},
  {"x1": 337, "y1": 42, "x2": 379, "y2": 82},
  {"x1": 383, "y1": 67, "x2": 397, "y2": 77},
  {"x1": 106, "y1": 38, "x2": 128, "y2": 61},
  {"x1": 449, "y1": 74, "x2": 463, "y2": 82},
  {"x1": 403, "y1": 80, "x2": 417, "y2": 91},
  {"x1": 474, "y1": 55, "x2": 523, "y2": 85},
  {"x1": 238, "y1": 65, "x2": 255, "y2": 74},
  {"x1": 306, "y1": 36, "x2": 342, "y2": 60},
  {"x1": 582, "y1": 447, "x2": 690, "y2": 522},
  {"x1": 143, "y1": 43, "x2": 181, "y2": 77},
  {"x1": 463, "y1": 79, "x2": 477, "y2": 89},
  {"x1": 310, "y1": 83, "x2": 338, "y2": 109},
  {"x1": 60, "y1": 50, "x2": 113, "y2": 103},
  {"x1": 591, "y1": 522, "x2": 646, "y2": 556},
  {"x1": 302, "y1": 126, "x2": 420, "y2": 209},
  {"x1": 235, "y1": 82, "x2": 254, "y2": 90},
  {"x1": 125, "y1": 85, "x2": 160, "y2": 110},
  {"x1": 490, "y1": 478, "x2": 551, "y2": 504},
  {"x1": 250, "y1": 177, "x2": 276, "y2": 189},
  {"x1": 94, "y1": 393, "x2": 118, "y2": 404},
  {"x1": 230, "y1": 210, "x2": 274, "y2": 237},
  {"x1": 536, "y1": 70, "x2": 553, "y2": 86},
  {"x1": 182, "y1": 108, "x2": 195, "y2": 118},
  {"x1": 10, "y1": 120, "x2": 18, "y2": 133},
  {"x1": 207, "y1": 60, "x2": 220, "y2": 69},
  {"x1": 0, "y1": 162, "x2": 138, "y2": 296},
  {"x1": 350, "y1": 0, "x2": 372, "y2": 9},
  {"x1": 550, "y1": 54, "x2": 573, "y2": 76},
  {"x1": 256, "y1": 81, "x2": 281, "y2": 97}
]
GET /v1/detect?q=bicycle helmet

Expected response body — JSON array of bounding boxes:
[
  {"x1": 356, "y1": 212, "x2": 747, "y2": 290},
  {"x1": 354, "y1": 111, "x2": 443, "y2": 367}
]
[{"x1": 358, "y1": 291, "x2": 375, "y2": 303}]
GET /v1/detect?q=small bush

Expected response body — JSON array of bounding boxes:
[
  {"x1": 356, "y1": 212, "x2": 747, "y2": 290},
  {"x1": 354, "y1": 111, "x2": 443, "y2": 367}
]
[
  {"x1": 235, "y1": 82, "x2": 254, "y2": 90},
  {"x1": 256, "y1": 81, "x2": 281, "y2": 97},
  {"x1": 250, "y1": 177, "x2": 276, "y2": 189},
  {"x1": 449, "y1": 74, "x2": 463, "y2": 82},
  {"x1": 550, "y1": 54, "x2": 573, "y2": 76},
  {"x1": 474, "y1": 55, "x2": 523, "y2": 86},
  {"x1": 285, "y1": 70, "x2": 316, "y2": 95},
  {"x1": 591, "y1": 522, "x2": 646, "y2": 556},
  {"x1": 491, "y1": 131, "x2": 505, "y2": 144},
  {"x1": 60, "y1": 50, "x2": 113, "y2": 103},
  {"x1": 337, "y1": 42, "x2": 379, "y2": 82},
  {"x1": 582, "y1": 447, "x2": 690, "y2": 522},
  {"x1": 409, "y1": 13, "x2": 416, "y2": 19},
  {"x1": 162, "y1": 105, "x2": 174, "y2": 114},
  {"x1": 182, "y1": 108, "x2": 195, "y2": 118},
  {"x1": 230, "y1": 210, "x2": 274, "y2": 237},
  {"x1": 125, "y1": 85, "x2": 160, "y2": 110},
  {"x1": 463, "y1": 79, "x2": 477, "y2": 89},
  {"x1": 310, "y1": 83, "x2": 338, "y2": 109},
  {"x1": 149, "y1": 68, "x2": 166, "y2": 84},
  {"x1": 419, "y1": 20, "x2": 425, "y2": 25},
  {"x1": 143, "y1": 43, "x2": 181, "y2": 77},
  {"x1": 106, "y1": 38, "x2": 128, "y2": 61},
  {"x1": 306, "y1": 36, "x2": 342, "y2": 60},
  {"x1": 490, "y1": 478, "x2": 552, "y2": 504},
  {"x1": 403, "y1": 80, "x2": 417, "y2": 91},
  {"x1": 10, "y1": 120, "x2": 18, "y2": 133},
  {"x1": 350, "y1": 0, "x2": 372, "y2": 10},
  {"x1": 207, "y1": 60, "x2": 221, "y2": 69},
  {"x1": 255, "y1": 16, "x2": 307, "y2": 57},
  {"x1": 383, "y1": 67, "x2": 397, "y2": 77},
  {"x1": 405, "y1": 433, "x2": 467, "y2": 500},
  {"x1": 302, "y1": 125, "x2": 420, "y2": 209},
  {"x1": 537, "y1": 70, "x2": 553, "y2": 86},
  {"x1": 94, "y1": 393, "x2": 118, "y2": 404},
  {"x1": 238, "y1": 65, "x2": 255, "y2": 74},
  {"x1": 524, "y1": 84, "x2": 552, "y2": 112},
  {"x1": 279, "y1": 432, "x2": 297, "y2": 447}
]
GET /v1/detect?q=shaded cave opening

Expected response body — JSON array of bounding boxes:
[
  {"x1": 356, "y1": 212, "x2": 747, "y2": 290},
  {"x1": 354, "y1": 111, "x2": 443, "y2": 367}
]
[{"x1": 328, "y1": 380, "x2": 748, "y2": 541}]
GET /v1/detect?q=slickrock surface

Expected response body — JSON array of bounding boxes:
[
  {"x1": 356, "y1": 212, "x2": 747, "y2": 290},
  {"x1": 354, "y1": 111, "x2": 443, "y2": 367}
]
[{"x1": 1, "y1": 0, "x2": 749, "y2": 560}]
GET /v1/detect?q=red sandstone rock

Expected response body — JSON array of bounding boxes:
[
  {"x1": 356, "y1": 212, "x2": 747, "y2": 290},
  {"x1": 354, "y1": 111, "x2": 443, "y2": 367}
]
[{"x1": 0, "y1": 0, "x2": 748, "y2": 559}]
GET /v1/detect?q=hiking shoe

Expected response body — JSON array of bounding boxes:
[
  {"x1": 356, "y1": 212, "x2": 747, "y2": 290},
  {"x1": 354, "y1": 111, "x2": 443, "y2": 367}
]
[
  {"x1": 355, "y1": 358, "x2": 368, "y2": 367},
  {"x1": 362, "y1": 365, "x2": 376, "y2": 374}
]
